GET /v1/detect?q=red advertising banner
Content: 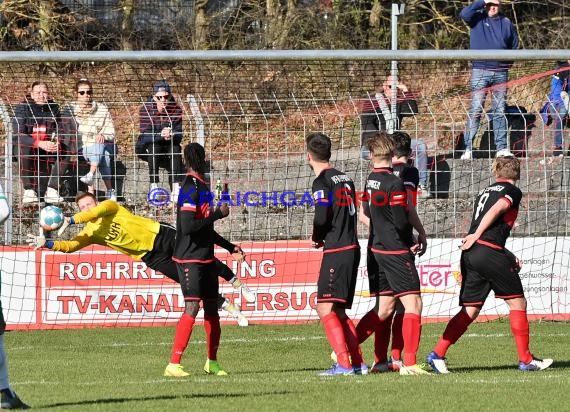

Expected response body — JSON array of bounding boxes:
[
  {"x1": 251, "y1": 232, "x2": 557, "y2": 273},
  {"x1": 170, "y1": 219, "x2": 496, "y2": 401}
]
[
  {"x1": 1, "y1": 238, "x2": 568, "y2": 330},
  {"x1": 33, "y1": 241, "x2": 324, "y2": 328}
]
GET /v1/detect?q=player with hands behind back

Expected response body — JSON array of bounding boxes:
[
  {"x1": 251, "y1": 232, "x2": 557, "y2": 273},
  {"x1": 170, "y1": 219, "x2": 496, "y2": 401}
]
[
  {"x1": 426, "y1": 154, "x2": 553, "y2": 374},
  {"x1": 307, "y1": 132, "x2": 365, "y2": 376},
  {"x1": 360, "y1": 132, "x2": 428, "y2": 376}
]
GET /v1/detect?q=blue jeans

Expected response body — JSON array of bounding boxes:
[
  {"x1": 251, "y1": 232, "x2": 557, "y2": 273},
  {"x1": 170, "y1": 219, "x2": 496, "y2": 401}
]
[
  {"x1": 411, "y1": 139, "x2": 428, "y2": 186},
  {"x1": 360, "y1": 138, "x2": 428, "y2": 186},
  {"x1": 82, "y1": 142, "x2": 116, "y2": 180},
  {"x1": 546, "y1": 101, "x2": 567, "y2": 148},
  {"x1": 464, "y1": 68, "x2": 508, "y2": 151}
]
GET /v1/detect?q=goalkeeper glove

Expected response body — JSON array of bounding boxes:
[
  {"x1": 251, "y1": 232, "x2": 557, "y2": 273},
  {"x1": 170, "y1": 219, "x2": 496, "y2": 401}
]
[
  {"x1": 57, "y1": 216, "x2": 73, "y2": 236},
  {"x1": 27, "y1": 227, "x2": 46, "y2": 250}
]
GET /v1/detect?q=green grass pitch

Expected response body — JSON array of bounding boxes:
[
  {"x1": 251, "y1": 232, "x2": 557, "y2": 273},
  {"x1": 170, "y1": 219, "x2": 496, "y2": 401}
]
[{"x1": 5, "y1": 320, "x2": 569, "y2": 411}]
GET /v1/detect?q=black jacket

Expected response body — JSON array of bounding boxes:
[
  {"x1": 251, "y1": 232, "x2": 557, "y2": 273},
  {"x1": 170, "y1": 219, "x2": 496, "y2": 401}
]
[
  {"x1": 360, "y1": 92, "x2": 418, "y2": 145},
  {"x1": 12, "y1": 96, "x2": 74, "y2": 157}
]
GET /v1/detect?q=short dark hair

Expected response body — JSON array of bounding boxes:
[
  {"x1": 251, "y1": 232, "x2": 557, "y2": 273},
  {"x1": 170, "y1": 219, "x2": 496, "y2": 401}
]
[
  {"x1": 306, "y1": 132, "x2": 331, "y2": 162},
  {"x1": 183, "y1": 143, "x2": 206, "y2": 175},
  {"x1": 75, "y1": 191, "x2": 96, "y2": 204},
  {"x1": 391, "y1": 131, "x2": 412, "y2": 158},
  {"x1": 30, "y1": 81, "x2": 47, "y2": 90}
]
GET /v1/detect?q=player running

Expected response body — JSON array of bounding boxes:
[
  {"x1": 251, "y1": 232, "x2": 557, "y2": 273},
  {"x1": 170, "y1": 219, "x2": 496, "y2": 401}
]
[
  {"x1": 307, "y1": 132, "x2": 365, "y2": 376},
  {"x1": 26, "y1": 192, "x2": 255, "y2": 327},
  {"x1": 427, "y1": 154, "x2": 553, "y2": 373}
]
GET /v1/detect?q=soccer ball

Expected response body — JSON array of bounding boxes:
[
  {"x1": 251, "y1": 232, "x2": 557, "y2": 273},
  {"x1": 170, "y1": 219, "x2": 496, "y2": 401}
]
[{"x1": 39, "y1": 205, "x2": 64, "y2": 231}]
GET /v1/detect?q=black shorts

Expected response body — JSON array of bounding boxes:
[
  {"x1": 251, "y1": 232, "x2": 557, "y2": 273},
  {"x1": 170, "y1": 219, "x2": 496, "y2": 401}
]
[
  {"x1": 317, "y1": 247, "x2": 360, "y2": 309},
  {"x1": 373, "y1": 250, "x2": 420, "y2": 297},
  {"x1": 177, "y1": 261, "x2": 220, "y2": 301},
  {"x1": 459, "y1": 243, "x2": 523, "y2": 306},
  {"x1": 141, "y1": 223, "x2": 178, "y2": 282},
  {"x1": 142, "y1": 223, "x2": 234, "y2": 284},
  {"x1": 366, "y1": 248, "x2": 381, "y2": 296}
]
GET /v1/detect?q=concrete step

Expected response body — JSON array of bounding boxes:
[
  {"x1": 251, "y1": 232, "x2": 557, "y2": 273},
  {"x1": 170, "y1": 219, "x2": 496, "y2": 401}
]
[{"x1": 3, "y1": 153, "x2": 569, "y2": 244}]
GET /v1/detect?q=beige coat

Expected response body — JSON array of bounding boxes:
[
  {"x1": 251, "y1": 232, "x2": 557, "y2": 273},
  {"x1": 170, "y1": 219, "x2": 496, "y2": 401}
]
[{"x1": 70, "y1": 101, "x2": 115, "y2": 150}]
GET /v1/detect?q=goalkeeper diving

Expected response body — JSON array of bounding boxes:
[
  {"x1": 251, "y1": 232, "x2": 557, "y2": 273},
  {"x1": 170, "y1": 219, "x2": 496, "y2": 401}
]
[{"x1": 27, "y1": 192, "x2": 255, "y2": 326}]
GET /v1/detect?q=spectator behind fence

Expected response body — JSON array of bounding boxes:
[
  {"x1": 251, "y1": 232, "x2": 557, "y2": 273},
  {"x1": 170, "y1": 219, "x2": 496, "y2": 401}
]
[
  {"x1": 12, "y1": 81, "x2": 70, "y2": 204},
  {"x1": 360, "y1": 76, "x2": 429, "y2": 197},
  {"x1": 63, "y1": 78, "x2": 117, "y2": 201},
  {"x1": 136, "y1": 80, "x2": 184, "y2": 202},
  {"x1": 459, "y1": 0, "x2": 519, "y2": 160},
  {"x1": 540, "y1": 60, "x2": 570, "y2": 160}
]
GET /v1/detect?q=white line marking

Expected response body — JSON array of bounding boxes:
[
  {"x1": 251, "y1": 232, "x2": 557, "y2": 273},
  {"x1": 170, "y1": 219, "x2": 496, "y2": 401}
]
[{"x1": 7, "y1": 332, "x2": 570, "y2": 351}]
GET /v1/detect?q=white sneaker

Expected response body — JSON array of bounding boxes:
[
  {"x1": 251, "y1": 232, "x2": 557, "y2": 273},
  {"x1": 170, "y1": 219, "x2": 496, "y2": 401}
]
[
  {"x1": 519, "y1": 357, "x2": 553, "y2": 371},
  {"x1": 355, "y1": 363, "x2": 369, "y2": 375},
  {"x1": 426, "y1": 351, "x2": 450, "y2": 374},
  {"x1": 417, "y1": 184, "x2": 430, "y2": 198},
  {"x1": 44, "y1": 187, "x2": 63, "y2": 204},
  {"x1": 22, "y1": 189, "x2": 39, "y2": 204},
  {"x1": 460, "y1": 150, "x2": 472, "y2": 160},
  {"x1": 106, "y1": 189, "x2": 117, "y2": 201},
  {"x1": 496, "y1": 149, "x2": 514, "y2": 158},
  {"x1": 171, "y1": 182, "x2": 180, "y2": 204},
  {"x1": 80, "y1": 172, "x2": 94, "y2": 185}
]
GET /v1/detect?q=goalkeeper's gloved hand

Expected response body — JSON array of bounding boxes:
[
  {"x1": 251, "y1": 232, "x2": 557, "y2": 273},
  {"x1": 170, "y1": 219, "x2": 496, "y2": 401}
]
[
  {"x1": 57, "y1": 216, "x2": 72, "y2": 236},
  {"x1": 27, "y1": 227, "x2": 46, "y2": 250}
]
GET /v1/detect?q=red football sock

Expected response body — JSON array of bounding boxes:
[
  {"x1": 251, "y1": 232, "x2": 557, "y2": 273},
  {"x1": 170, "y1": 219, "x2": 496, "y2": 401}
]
[
  {"x1": 322, "y1": 312, "x2": 351, "y2": 368},
  {"x1": 510, "y1": 309, "x2": 533, "y2": 364},
  {"x1": 204, "y1": 314, "x2": 221, "y2": 361},
  {"x1": 373, "y1": 316, "x2": 392, "y2": 364},
  {"x1": 170, "y1": 313, "x2": 195, "y2": 364},
  {"x1": 433, "y1": 310, "x2": 473, "y2": 357},
  {"x1": 340, "y1": 316, "x2": 364, "y2": 366},
  {"x1": 355, "y1": 310, "x2": 380, "y2": 344},
  {"x1": 391, "y1": 312, "x2": 405, "y2": 361},
  {"x1": 402, "y1": 313, "x2": 421, "y2": 366}
]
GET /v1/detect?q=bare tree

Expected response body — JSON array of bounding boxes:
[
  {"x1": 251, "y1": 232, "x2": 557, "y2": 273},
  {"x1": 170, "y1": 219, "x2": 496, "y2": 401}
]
[
  {"x1": 120, "y1": 0, "x2": 135, "y2": 51},
  {"x1": 195, "y1": 0, "x2": 209, "y2": 49},
  {"x1": 1, "y1": 1, "x2": 570, "y2": 51},
  {"x1": 265, "y1": 0, "x2": 299, "y2": 49},
  {"x1": 0, "y1": 0, "x2": 93, "y2": 51}
]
